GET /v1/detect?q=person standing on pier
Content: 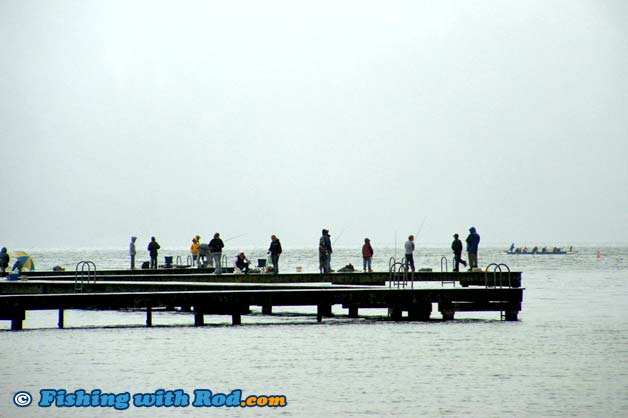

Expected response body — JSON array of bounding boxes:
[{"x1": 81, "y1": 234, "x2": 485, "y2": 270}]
[
  {"x1": 319, "y1": 229, "x2": 332, "y2": 273},
  {"x1": 268, "y1": 235, "x2": 282, "y2": 274},
  {"x1": 190, "y1": 236, "x2": 200, "y2": 265},
  {"x1": 404, "y1": 235, "x2": 415, "y2": 272},
  {"x1": 148, "y1": 236, "x2": 160, "y2": 269},
  {"x1": 325, "y1": 230, "x2": 333, "y2": 273},
  {"x1": 451, "y1": 234, "x2": 467, "y2": 272},
  {"x1": 466, "y1": 227, "x2": 480, "y2": 270},
  {"x1": 209, "y1": 232, "x2": 224, "y2": 274},
  {"x1": 129, "y1": 236, "x2": 137, "y2": 269},
  {"x1": 0, "y1": 247, "x2": 9, "y2": 276},
  {"x1": 362, "y1": 238, "x2": 374, "y2": 272},
  {"x1": 318, "y1": 237, "x2": 326, "y2": 274}
]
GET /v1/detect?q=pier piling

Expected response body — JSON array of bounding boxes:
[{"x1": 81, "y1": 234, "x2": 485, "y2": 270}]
[
  {"x1": 390, "y1": 306, "x2": 403, "y2": 321},
  {"x1": 58, "y1": 309, "x2": 64, "y2": 329},
  {"x1": 146, "y1": 306, "x2": 152, "y2": 327},
  {"x1": 408, "y1": 302, "x2": 432, "y2": 321},
  {"x1": 11, "y1": 318, "x2": 23, "y2": 331}
]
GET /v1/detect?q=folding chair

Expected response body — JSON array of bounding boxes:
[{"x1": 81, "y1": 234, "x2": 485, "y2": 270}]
[{"x1": 257, "y1": 258, "x2": 267, "y2": 273}]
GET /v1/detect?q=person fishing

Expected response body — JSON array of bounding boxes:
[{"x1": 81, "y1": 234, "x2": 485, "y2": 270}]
[
  {"x1": 466, "y1": 227, "x2": 480, "y2": 269},
  {"x1": 404, "y1": 235, "x2": 415, "y2": 272},
  {"x1": 268, "y1": 235, "x2": 282, "y2": 275},
  {"x1": 208, "y1": 233, "x2": 225, "y2": 274},
  {"x1": 147, "y1": 236, "x2": 160, "y2": 269},
  {"x1": 319, "y1": 229, "x2": 332, "y2": 273},
  {"x1": 234, "y1": 251, "x2": 250, "y2": 274}
]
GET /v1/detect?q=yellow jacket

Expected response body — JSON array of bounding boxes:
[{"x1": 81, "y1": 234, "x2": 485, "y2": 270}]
[{"x1": 191, "y1": 240, "x2": 200, "y2": 255}]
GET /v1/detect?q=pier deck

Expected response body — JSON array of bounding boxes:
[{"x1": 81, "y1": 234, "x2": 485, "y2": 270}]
[
  {"x1": 9, "y1": 270, "x2": 522, "y2": 288},
  {"x1": 0, "y1": 280, "x2": 337, "y2": 295}
]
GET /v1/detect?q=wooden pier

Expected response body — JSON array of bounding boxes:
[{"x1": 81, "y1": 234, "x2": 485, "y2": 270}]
[
  {"x1": 0, "y1": 286, "x2": 523, "y2": 331},
  {"x1": 1, "y1": 268, "x2": 524, "y2": 330}
]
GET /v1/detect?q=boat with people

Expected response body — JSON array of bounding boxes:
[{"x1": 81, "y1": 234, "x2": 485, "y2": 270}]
[{"x1": 504, "y1": 244, "x2": 576, "y2": 255}]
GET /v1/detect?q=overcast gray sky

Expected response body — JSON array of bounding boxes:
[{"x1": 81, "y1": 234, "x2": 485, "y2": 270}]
[{"x1": 1, "y1": 0, "x2": 627, "y2": 249}]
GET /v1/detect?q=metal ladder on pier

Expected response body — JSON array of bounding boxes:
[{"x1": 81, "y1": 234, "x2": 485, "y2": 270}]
[
  {"x1": 175, "y1": 255, "x2": 193, "y2": 267},
  {"x1": 484, "y1": 263, "x2": 512, "y2": 288},
  {"x1": 484, "y1": 263, "x2": 512, "y2": 320},
  {"x1": 75, "y1": 261, "x2": 96, "y2": 292},
  {"x1": 440, "y1": 256, "x2": 456, "y2": 287},
  {"x1": 389, "y1": 257, "x2": 412, "y2": 289}
]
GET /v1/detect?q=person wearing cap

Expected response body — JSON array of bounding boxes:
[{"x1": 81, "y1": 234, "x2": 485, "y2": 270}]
[
  {"x1": 466, "y1": 227, "x2": 481, "y2": 269},
  {"x1": 129, "y1": 236, "x2": 137, "y2": 269},
  {"x1": 404, "y1": 235, "x2": 415, "y2": 272},
  {"x1": 362, "y1": 238, "x2": 374, "y2": 272},
  {"x1": 451, "y1": 233, "x2": 467, "y2": 272}
]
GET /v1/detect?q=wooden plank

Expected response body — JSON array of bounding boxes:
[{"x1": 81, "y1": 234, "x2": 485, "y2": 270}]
[{"x1": 17, "y1": 270, "x2": 522, "y2": 288}]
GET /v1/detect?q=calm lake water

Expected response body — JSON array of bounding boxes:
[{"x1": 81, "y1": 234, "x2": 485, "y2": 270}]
[{"x1": 1, "y1": 245, "x2": 627, "y2": 417}]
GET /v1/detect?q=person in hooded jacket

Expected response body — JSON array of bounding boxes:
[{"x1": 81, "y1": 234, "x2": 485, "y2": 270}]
[
  {"x1": 129, "y1": 236, "x2": 137, "y2": 269},
  {"x1": 190, "y1": 236, "x2": 200, "y2": 265},
  {"x1": 0, "y1": 247, "x2": 9, "y2": 276},
  {"x1": 268, "y1": 235, "x2": 282, "y2": 274},
  {"x1": 362, "y1": 238, "x2": 374, "y2": 272},
  {"x1": 147, "y1": 236, "x2": 160, "y2": 269},
  {"x1": 319, "y1": 229, "x2": 333, "y2": 273},
  {"x1": 465, "y1": 227, "x2": 481, "y2": 269}
]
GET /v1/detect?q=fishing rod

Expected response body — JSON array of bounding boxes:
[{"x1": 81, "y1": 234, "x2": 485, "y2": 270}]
[
  {"x1": 415, "y1": 216, "x2": 427, "y2": 242},
  {"x1": 332, "y1": 230, "x2": 345, "y2": 246},
  {"x1": 223, "y1": 233, "x2": 248, "y2": 242},
  {"x1": 394, "y1": 230, "x2": 397, "y2": 258}
]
